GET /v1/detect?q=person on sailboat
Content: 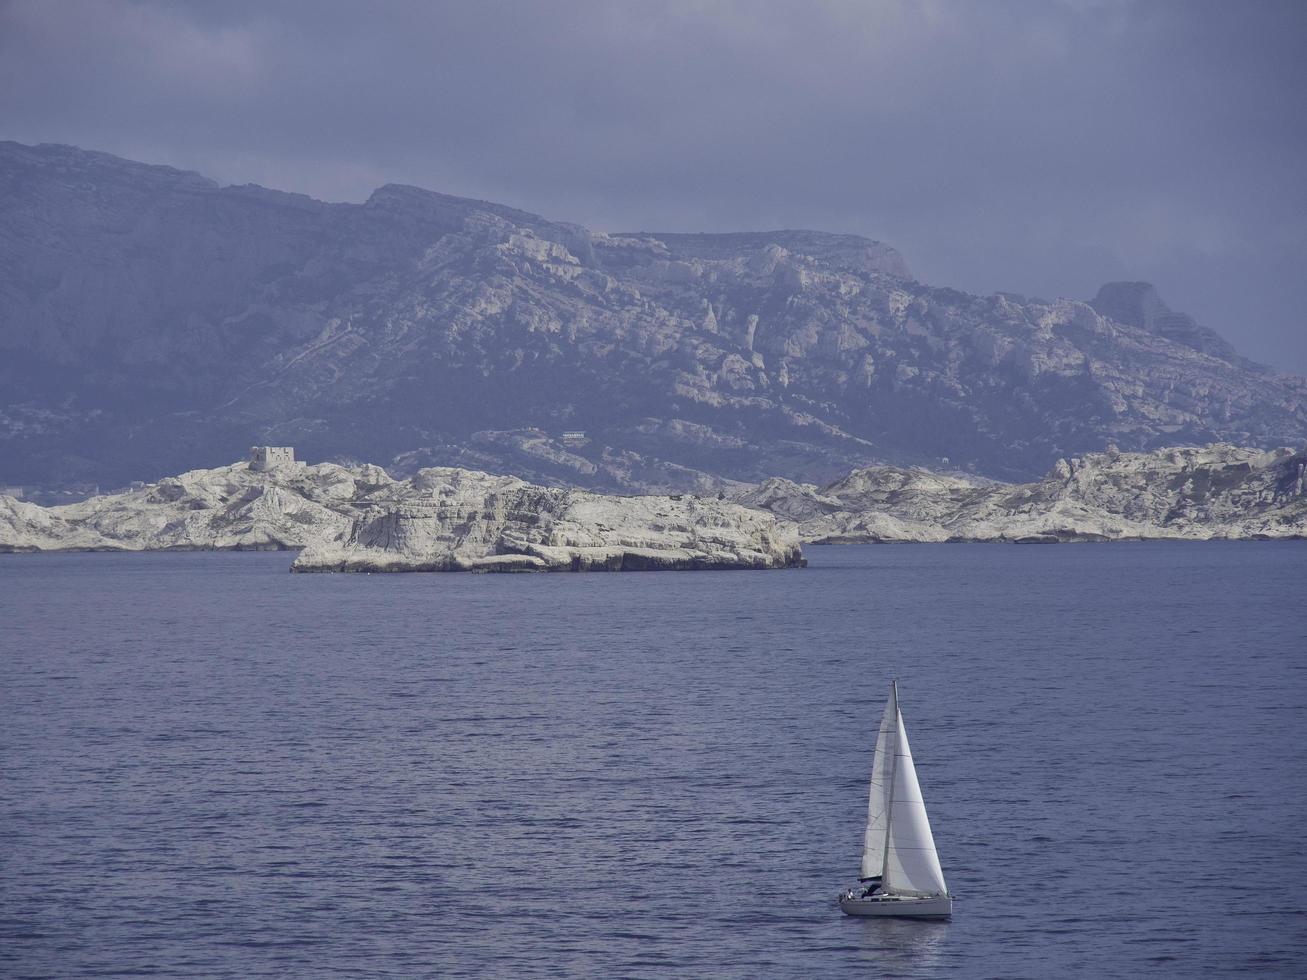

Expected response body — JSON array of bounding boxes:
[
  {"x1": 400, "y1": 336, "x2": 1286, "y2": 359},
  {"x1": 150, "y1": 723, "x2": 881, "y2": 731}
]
[{"x1": 860, "y1": 877, "x2": 882, "y2": 898}]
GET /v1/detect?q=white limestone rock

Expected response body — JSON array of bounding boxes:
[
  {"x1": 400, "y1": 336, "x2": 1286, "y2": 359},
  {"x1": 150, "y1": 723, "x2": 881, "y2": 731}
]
[
  {"x1": 0, "y1": 494, "x2": 117, "y2": 552},
  {"x1": 291, "y1": 468, "x2": 802, "y2": 573},
  {"x1": 0, "y1": 461, "x2": 361, "y2": 553},
  {"x1": 5, "y1": 444, "x2": 1300, "y2": 561},
  {"x1": 0, "y1": 458, "x2": 803, "y2": 573},
  {"x1": 735, "y1": 444, "x2": 1307, "y2": 543}
]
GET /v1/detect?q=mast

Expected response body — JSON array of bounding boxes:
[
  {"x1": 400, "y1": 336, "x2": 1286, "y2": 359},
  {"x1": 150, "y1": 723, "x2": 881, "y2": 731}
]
[{"x1": 880, "y1": 679, "x2": 899, "y2": 881}]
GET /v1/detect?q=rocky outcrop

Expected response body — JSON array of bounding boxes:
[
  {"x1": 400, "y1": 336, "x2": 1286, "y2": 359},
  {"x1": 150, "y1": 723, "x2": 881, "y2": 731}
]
[
  {"x1": 733, "y1": 444, "x2": 1307, "y2": 543},
  {"x1": 2, "y1": 141, "x2": 1304, "y2": 495},
  {"x1": 0, "y1": 458, "x2": 803, "y2": 572},
  {"x1": 291, "y1": 472, "x2": 801, "y2": 573},
  {"x1": 0, "y1": 461, "x2": 375, "y2": 553},
  {"x1": 1088, "y1": 282, "x2": 1248, "y2": 366}
]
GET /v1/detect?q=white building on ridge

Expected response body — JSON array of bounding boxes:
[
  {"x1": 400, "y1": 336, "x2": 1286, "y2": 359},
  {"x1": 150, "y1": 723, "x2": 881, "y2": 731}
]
[{"x1": 249, "y1": 446, "x2": 302, "y2": 472}]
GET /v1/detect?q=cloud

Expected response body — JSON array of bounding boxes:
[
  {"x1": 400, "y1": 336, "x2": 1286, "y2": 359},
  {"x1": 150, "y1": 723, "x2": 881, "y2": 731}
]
[{"x1": 2, "y1": 0, "x2": 265, "y2": 98}]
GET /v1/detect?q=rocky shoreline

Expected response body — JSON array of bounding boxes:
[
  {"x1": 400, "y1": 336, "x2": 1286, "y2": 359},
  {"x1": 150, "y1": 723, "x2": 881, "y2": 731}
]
[
  {"x1": 0, "y1": 459, "x2": 803, "y2": 573},
  {"x1": 732, "y1": 444, "x2": 1307, "y2": 544},
  {"x1": 2, "y1": 444, "x2": 1303, "y2": 571}
]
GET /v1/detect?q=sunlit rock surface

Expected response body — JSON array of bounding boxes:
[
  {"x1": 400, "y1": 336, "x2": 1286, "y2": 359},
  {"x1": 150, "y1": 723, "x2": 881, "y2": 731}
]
[
  {"x1": 3, "y1": 446, "x2": 1301, "y2": 559},
  {"x1": 291, "y1": 471, "x2": 801, "y2": 573},
  {"x1": 0, "y1": 459, "x2": 803, "y2": 572},
  {"x1": 0, "y1": 462, "x2": 374, "y2": 553},
  {"x1": 733, "y1": 445, "x2": 1307, "y2": 543}
]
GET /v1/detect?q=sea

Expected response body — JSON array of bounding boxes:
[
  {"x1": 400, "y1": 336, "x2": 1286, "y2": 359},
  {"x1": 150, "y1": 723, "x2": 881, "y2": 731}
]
[{"x1": 2, "y1": 542, "x2": 1305, "y2": 978}]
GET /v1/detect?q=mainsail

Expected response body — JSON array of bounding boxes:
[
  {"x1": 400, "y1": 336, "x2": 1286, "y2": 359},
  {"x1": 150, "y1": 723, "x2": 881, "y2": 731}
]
[
  {"x1": 859, "y1": 686, "x2": 899, "y2": 879},
  {"x1": 860, "y1": 682, "x2": 948, "y2": 896}
]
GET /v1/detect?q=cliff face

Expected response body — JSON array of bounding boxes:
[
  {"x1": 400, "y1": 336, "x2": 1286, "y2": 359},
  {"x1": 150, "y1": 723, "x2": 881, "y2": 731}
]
[
  {"x1": 733, "y1": 445, "x2": 1307, "y2": 543},
  {"x1": 291, "y1": 478, "x2": 802, "y2": 573},
  {"x1": 3, "y1": 141, "x2": 1305, "y2": 492},
  {"x1": 0, "y1": 458, "x2": 803, "y2": 572}
]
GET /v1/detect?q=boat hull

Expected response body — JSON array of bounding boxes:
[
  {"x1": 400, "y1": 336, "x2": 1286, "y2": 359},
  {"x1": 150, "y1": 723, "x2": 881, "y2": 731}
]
[{"x1": 839, "y1": 894, "x2": 952, "y2": 919}]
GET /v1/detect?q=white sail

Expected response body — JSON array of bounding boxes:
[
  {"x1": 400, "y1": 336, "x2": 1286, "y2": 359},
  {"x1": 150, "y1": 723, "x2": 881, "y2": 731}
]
[
  {"x1": 859, "y1": 686, "x2": 899, "y2": 879},
  {"x1": 882, "y1": 704, "x2": 948, "y2": 897}
]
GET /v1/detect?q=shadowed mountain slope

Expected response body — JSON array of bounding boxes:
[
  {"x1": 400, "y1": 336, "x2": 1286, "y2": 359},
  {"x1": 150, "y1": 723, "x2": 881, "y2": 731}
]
[{"x1": 2, "y1": 141, "x2": 1303, "y2": 492}]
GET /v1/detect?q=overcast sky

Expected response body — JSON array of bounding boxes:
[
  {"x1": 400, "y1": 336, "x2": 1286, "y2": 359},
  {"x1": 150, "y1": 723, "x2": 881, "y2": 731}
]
[{"x1": 3, "y1": 0, "x2": 1305, "y2": 370}]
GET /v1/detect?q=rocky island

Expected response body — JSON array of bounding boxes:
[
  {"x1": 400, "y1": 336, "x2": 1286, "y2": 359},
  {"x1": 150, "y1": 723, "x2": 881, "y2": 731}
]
[
  {"x1": 734, "y1": 444, "x2": 1307, "y2": 543},
  {"x1": 3, "y1": 445, "x2": 1303, "y2": 566},
  {"x1": 0, "y1": 450, "x2": 803, "y2": 572}
]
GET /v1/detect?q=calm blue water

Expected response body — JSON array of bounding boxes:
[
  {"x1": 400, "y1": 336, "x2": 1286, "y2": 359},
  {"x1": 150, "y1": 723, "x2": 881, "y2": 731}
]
[{"x1": 2, "y1": 543, "x2": 1305, "y2": 978}]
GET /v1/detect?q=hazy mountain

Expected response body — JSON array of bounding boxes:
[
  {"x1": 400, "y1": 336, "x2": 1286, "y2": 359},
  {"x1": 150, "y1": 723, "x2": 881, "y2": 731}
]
[
  {"x1": 1087, "y1": 281, "x2": 1249, "y2": 367},
  {"x1": 2, "y1": 141, "x2": 1304, "y2": 492}
]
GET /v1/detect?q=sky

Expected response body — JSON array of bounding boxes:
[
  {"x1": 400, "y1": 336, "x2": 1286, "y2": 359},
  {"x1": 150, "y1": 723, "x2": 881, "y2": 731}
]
[{"x1": 3, "y1": 0, "x2": 1305, "y2": 371}]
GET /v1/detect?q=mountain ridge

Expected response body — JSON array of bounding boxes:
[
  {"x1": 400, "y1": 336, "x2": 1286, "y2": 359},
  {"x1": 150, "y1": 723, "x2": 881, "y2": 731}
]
[{"x1": 2, "y1": 140, "x2": 1303, "y2": 492}]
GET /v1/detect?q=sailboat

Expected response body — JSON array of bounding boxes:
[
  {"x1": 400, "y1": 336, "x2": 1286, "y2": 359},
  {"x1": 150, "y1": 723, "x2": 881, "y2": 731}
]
[{"x1": 839, "y1": 681, "x2": 952, "y2": 919}]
